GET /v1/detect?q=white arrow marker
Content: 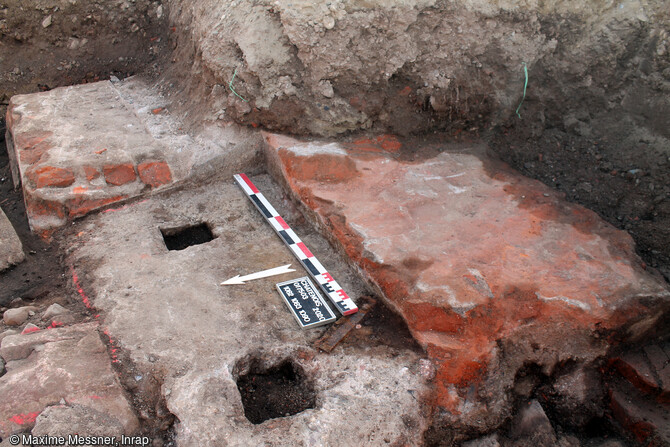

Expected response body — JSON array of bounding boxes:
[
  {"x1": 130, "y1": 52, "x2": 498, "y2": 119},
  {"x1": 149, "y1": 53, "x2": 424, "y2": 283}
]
[{"x1": 220, "y1": 264, "x2": 296, "y2": 285}]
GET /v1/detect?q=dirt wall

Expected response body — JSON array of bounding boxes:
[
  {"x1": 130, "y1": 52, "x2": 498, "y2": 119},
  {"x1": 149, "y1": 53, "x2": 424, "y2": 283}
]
[
  {"x1": 0, "y1": 0, "x2": 168, "y2": 121},
  {"x1": 164, "y1": 0, "x2": 669, "y2": 137}
]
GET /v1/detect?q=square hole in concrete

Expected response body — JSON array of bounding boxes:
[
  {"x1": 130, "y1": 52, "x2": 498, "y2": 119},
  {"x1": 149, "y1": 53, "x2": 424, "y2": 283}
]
[
  {"x1": 161, "y1": 223, "x2": 215, "y2": 251},
  {"x1": 235, "y1": 358, "x2": 316, "y2": 424}
]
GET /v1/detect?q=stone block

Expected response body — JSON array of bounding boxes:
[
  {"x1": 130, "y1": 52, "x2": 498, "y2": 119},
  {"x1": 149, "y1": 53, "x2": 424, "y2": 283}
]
[{"x1": 62, "y1": 175, "x2": 428, "y2": 447}]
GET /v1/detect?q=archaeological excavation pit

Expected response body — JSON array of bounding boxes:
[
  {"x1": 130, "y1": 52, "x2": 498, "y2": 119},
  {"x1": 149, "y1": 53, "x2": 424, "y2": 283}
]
[
  {"x1": 234, "y1": 357, "x2": 317, "y2": 425},
  {"x1": 1, "y1": 0, "x2": 670, "y2": 445},
  {"x1": 160, "y1": 223, "x2": 216, "y2": 251}
]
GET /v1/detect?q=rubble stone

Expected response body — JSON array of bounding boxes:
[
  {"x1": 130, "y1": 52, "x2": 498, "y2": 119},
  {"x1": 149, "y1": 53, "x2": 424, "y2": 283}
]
[
  {"x1": 32, "y1": 404, "x2": 125, "y2": 439},
  {"x1": 550, "y1": 366, "x2": 604, "y2": 426},
  {"x1": 0, "y1": 207, "x2": 24, "y2": 272},
  {"x1": 595, "y1": 441, "x2": 626, "y2": 447},
  {"x1": 462, "y1": 434, "x2": 501, "y2": 447},
  {"x1": 41, "y1": 303, "x2": 69, "y2": 321},
  {"x1": 0, "y1": 322, "x2": 138, "y2": 437},
  {"x1": 3, "y1": 306, "x2": 37, "y2": 326},
  {"x1": 0, "y1": 330, "x2": 18, "y2": 344},
  {"x1": 610, "y1": 383, "x2": 670, "y2": 445},
  {"x1": 509, "y1": 400, "x2": 556, "y2": 445},
  {"x1": 644, "y1": 344, "x2": 670, "y2": 401},
  {"x1": 611, "y1": 351, "x2": 661, "y2": 396}
]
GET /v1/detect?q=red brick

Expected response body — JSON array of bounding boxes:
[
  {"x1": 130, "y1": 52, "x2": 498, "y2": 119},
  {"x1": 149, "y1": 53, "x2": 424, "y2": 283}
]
[
  {"x1": 19, "y1": 146, "x2": 49, "y2": 165},
  {"x1": 344, "y1": 135, "x2": 401, "y2": 154},
  {"x1": 345, "y1": 137, "x2": 384, "y2": 153},
  {"x1": 376, "y1": 134, "x2": 402, "y2": 153},
  {"x1": 137, "y1": 161, "x2": 172, "y2": 188},
  {"x1": 609, "y1": 387, "x2": 670, "y2": 444},
  {"x1": 26, "y1": 166, "x2": 75, "y2": 188},
  {"x1": 611, "y1": 353, "x2": 660, "y2": 396},
  {"x1": 103, "y1": 164, "x2": 136, "y2": 186},
  {"x1": 15, "y1": 131, "x2": 54, "y2": 165},
  {"x1": 644, "y1": 345, "x2": 670, "y2": 402},
  {"x1": 83, "y1": 166, "x2": 100, "y2": 181},
  {"x1": 25, "y1": 196, "x2": 66, "y2": 220},
  {"x1": 67, "y1": 195, "x2": 127, "y2": 218}
]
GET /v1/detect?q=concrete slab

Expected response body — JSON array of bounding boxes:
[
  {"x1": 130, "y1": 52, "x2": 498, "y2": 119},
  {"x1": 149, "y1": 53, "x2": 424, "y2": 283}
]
[
  {"x1": 0, "y1": 322, "x2": 138, "y2": 437},
  {"x1": 5, "y1": 78, "x2": 262, "y2": 236},
  {"x1": 262, "y1": 132, "x2": 670, "y2": 432},
  {"x1": 0, "y1": 207, "x2": 24, "y2": 272},
  {"x1": 63, "y1": 174, "x2": 429, "y2": 446}
]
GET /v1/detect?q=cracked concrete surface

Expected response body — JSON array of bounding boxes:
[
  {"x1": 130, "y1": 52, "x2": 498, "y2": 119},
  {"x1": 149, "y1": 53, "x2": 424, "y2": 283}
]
[{"x1": 63, "y1": 174, "x2": 429, "y2": 446}]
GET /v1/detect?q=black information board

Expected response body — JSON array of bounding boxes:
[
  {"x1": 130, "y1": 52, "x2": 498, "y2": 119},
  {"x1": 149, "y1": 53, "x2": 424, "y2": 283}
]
[{"x1": 276, "y1": 277, "x2": 337, "y2": 329}]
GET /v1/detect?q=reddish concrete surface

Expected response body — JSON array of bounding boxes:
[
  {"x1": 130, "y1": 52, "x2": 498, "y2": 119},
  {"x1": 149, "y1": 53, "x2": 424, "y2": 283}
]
[
  {"x1": 263, "y1": 132, "x2": 670, "y2": 422},
  {"x1": 5, "y1": 81, "x2": 176, "y2": 236}
]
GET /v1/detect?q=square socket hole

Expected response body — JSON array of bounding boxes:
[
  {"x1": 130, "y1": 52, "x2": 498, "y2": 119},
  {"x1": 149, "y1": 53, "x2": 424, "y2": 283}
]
[
  {"x1": 161, "y1": 223, "x2": 216, "y2": 251},
  {"x1": 235, "y1": 357, "x2": 316, "y2": 424}
]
